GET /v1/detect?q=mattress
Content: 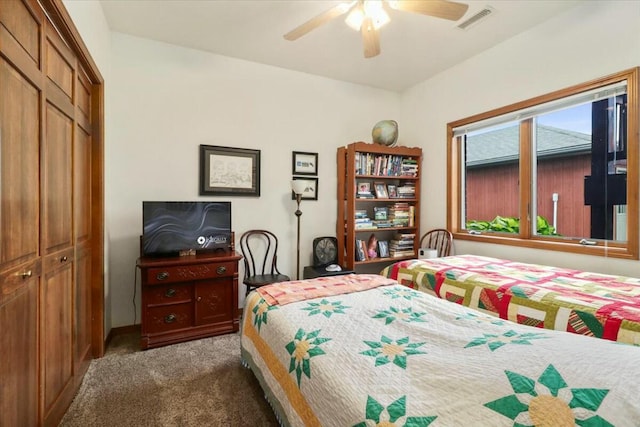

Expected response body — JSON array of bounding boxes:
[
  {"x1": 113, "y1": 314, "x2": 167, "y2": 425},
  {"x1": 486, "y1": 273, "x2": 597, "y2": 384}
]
[
  {"x1": 240, "y1": 274, "x2": 640, "y2": 426},
  {"x1": 380, "y1": 255, "x2": 640, "y2": 345}
]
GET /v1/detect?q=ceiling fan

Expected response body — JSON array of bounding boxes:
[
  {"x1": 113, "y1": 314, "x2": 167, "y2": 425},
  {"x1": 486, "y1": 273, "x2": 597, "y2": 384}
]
[{"x1": 283, "y1": 0, "x2": 469, "y2": 58}]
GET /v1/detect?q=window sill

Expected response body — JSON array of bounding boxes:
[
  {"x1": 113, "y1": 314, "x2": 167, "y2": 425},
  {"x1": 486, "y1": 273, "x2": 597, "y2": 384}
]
[{"x1": 452, "y1": 232, "x2": 638, "y2": 260}]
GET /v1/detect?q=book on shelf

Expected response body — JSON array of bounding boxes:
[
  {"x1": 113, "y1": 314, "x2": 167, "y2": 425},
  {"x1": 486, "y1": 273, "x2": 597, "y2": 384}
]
[
  {"x1": 373, "y1": 221, "x2": 393, "y2": 228},
  {"x1": 408, "y1": 206, "x2": 415, "y2": 227},
  {"x1": 355, "y1": 153, "x2": 420, "y2": 177},
  {"x1": 388, "y1": 203, "x2": 413, "y2": 227},
  {"x1": 389, "y1": 250, "x2": 416, "y2": 258},
  {"x1": 355, "y1": 239, "x2": 367, "y2": 261},
  {"x1": 394, "y1": 232, "x2": 416, "y2": 240},
  {"x1": 400, "y1": 158, "x2": 419, "y2": 177},
  {"x1": 355, "y1": 221, "x2": 375, "y2": 230},
  {"x1": 357, "y1": 193, "x2": 375, "y2": 199},
  {"x1": 389, "y1": 240, "x2": 414, "y2": 249}
]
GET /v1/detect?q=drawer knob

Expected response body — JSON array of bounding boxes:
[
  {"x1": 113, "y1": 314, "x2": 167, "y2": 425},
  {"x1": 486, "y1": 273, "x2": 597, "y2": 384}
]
[
  {"x1": 164, "y1": 314, "x2": 176, "y2": 323},
  {"x1": 216, "y1": 266, "x2": 226, "y2": 275},
  {"x1": 165, "y1": 288, "x2": 176, "y2": 298},
  {"x1": 157, "y1": 271, "x2": 169, "y2": 281},
  {"x1": 60, "y1": 256, "x2": 68, "y2": 263}
]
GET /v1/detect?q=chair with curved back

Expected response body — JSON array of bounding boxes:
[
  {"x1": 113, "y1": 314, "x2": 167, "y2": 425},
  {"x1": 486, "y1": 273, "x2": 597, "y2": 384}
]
[
  {"x1": 239, "y1": 229, "x2": 290, "y2": 296},
  {"x1": 419, "y1": 228, "x2": 453, "y2": 258}
]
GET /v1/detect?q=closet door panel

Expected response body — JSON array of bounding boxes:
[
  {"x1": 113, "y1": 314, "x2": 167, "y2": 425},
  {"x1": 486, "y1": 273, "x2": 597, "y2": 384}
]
[
  {"x1": 41, "y1": 254, "x2": 74, "y2": 422},
  {"x1": 74, "y1": 244, "x2": 92, "y2": 375},
  {"x1": 74, "y1": 118, "x2": 92, "y2": 375},
  {"x1": 42, "y1": 103, "x2": 73, "y2": 254},
  {"x1": 0, "y1": 58, "x2": 40, "y2": 268},
  {"x1": 0, "y1": 2, "x2": 43, "y2": 424},
  {"x1": 45, "y1": 25, "x2": 73, "y2": 101},
  {"x1": 0, "y1": 0, "x2": 41, "y2": 66},
  {"x1": 41, "y1": 24, "x2": 75, "y2": 422},
  {"x1": 0, "y1": 268, "x2": 39, "y2": 427}
]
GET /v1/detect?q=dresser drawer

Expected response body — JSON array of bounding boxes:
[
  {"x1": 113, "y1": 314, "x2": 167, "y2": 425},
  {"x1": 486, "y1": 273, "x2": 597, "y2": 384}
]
[
  {"x1": 144, "y1": 303, "x2": 192, "y2": 334},
  {"x1": 144, "y1": 283, "x2": 192, "y2": 306},
  {"x1": 145, "y1": 261, "x2": 236, "y2": 285}
]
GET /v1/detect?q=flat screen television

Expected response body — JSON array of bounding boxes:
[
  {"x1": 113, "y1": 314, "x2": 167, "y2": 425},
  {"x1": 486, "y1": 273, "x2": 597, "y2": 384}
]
[{"x1": 142, "y1": 201, "x2": 232, "y2": 257}]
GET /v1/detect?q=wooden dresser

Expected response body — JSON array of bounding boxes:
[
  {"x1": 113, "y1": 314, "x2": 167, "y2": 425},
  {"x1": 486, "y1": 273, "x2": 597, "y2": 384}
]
[{"x1": 137, "y1": 251, "x2": 242, "y2": 349}]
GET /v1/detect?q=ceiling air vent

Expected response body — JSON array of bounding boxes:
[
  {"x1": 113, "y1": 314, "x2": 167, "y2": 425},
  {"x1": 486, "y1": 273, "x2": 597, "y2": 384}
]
[{"x1": 457, "y1": 6, "x2": 494, "y2": 30}]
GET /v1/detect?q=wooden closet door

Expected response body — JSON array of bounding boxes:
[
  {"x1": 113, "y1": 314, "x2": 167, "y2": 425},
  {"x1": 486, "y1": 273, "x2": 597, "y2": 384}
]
[
  {"x1": 2, "y1": 0, "x2": 104, "y2": 424},
  {"x1": 74, "y1": 69, "x2": 93, "y2": 378},
  {"x1": 0, "y1": 0, "x2": 44, "y2": 424},
  {"x1": 40, "y1": 23, "x2": 76, "y2": 425}
]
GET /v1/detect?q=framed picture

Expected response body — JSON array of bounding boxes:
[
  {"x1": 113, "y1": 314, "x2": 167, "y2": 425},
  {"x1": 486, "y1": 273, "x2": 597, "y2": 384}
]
[
  {"x1": 378, "y1": 240, "x2": 389, "y2": 258},
  {"x1": 357, "y1": 182, "x2": 374, "y2": 199},
  {"x1": 355, "y1": 239, "x2": 367, "y2": 261},
  {"x1": 291, "y1": 177, "x2": 318, "y2": 200},
  {"x1": 358, "y1": 182, "x2": 372, "y2": 194},
  {"x1": 374, "y1": 182, "x2": 389, "y2": 199},
  {"x1": 199, "y1": 145, "x2": 260, "y2": 196},
  {"x1": 292, "y1": 151, "x2": 318, "y2": 175},
  {"x1": 387, "y1": 184, "x2": 397, "y2": 198}
]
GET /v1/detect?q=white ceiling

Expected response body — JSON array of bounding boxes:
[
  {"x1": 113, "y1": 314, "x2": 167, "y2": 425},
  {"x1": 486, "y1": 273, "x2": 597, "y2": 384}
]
[{"x1": 99, "y1": 0, "x2": 583, "y2": 92}]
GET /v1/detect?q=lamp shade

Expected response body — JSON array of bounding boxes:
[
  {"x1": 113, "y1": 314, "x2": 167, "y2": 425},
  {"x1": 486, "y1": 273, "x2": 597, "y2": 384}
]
[{"x1": 291, "y1": 180, "x2": 307, "y2": 195}]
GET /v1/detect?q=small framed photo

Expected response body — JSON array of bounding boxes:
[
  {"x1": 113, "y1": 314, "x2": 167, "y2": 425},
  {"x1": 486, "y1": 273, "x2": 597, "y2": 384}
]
[
  {"x1": 378, "y1": 240, "x2": 389, "y2": 258},
  {"x1": 199, "y1": 145, "x2": 260, "y2": 196},
  {"x1": 292, "y1": 151, "x2": 318, "y2": 176},
  {"x1": 387, "y1": 184, "x2": 397, "y2": 198},
  {"x1": 374, "y1": 182, "x2": 389, "y2": 199},
  {"x1": 374, "y1": 206, "x2": 388, "y2": 220},
  {"x1": 291, "y1": 177, "x2": 318, "y2": 200},
  {"x1": 357, "y1": 182, "x2": 372, "y2": 195},
  {"x1": 355, "y1": 239, "x2": 367, "y2": 261}
]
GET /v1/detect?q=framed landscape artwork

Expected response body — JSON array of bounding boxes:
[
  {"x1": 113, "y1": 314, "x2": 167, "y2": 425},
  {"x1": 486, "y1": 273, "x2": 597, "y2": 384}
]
[{"x1": 200, "y1": 145, "x2": 260, "y2": 196}]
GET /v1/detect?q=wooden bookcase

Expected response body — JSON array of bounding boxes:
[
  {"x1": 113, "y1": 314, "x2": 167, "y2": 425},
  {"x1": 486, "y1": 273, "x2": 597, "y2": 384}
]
[{"x1": 337, "y1": 142, "x2": 422, "y2": 271}]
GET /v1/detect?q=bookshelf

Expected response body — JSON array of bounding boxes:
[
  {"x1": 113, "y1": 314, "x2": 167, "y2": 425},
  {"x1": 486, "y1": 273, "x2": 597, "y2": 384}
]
[{"x1": 337, "y1": 141, "x2": 422, "y2": 271}]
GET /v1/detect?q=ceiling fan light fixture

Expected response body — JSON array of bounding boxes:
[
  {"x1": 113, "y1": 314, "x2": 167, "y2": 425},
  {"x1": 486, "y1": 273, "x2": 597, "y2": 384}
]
[
  {"x1": 346, "y1": 1, "x2": 390, "y2": 31},
  {"x1": 345, "y1": 6, "x2": 365, "y2": 30},
  {"x1": 364, "y1": 1, "x2": 390, "y2": 28}
]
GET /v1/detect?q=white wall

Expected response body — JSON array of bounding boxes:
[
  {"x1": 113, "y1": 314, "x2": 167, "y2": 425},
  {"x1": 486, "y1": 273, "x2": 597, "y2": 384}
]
[
  {"x1": 108, "y1": 33, "x2": 399, "y2": 328},
  {"x1": 401, "y1": 1, "x2": 640, "y2": 276}
]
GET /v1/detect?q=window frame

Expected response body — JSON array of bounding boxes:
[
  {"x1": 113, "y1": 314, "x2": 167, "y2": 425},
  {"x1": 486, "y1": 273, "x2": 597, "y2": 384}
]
[{"x1": 447, "y1": 68, "x2": 639, "y2": 260}]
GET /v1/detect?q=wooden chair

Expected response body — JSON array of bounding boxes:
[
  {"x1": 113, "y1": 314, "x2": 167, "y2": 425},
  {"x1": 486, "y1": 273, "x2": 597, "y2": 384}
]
[
  {"x1": 239, "y1": 230, "x2": 290, "y2": 296},
  {"x1": 419, "y1": 229, "x2": 453, "y2": 258}
]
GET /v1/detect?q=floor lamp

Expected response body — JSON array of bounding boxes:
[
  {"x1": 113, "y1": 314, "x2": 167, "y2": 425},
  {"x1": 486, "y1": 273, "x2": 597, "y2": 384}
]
[{"x1": 291, "y1": 180, "x2": 307, "y2": 280}]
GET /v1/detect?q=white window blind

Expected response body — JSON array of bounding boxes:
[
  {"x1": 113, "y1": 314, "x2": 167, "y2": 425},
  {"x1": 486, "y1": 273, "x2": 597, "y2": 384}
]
[{"x1": 452, "y1": 81, "x2": 627, "y2": 137}]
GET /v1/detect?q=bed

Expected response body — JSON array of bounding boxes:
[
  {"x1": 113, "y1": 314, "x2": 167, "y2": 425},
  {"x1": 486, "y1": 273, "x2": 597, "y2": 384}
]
[
  {"x1": 380, "y1": 255, "x2": 640, "y2": 346},
  {"x1": 240, "y1": 274, "x2": 640, "y2": 426}
]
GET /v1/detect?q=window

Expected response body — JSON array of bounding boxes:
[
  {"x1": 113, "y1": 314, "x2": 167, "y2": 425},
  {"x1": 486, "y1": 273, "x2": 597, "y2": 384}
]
[{"x1": 447, "y1": 68, "x2": 638, "y2": 259}]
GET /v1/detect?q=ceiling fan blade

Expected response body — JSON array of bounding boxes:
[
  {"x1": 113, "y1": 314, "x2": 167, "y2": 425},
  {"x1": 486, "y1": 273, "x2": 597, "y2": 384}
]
[
  {"x1": 284, "y1": 2, "x2": 355, "y2": 41},
  {"x1": 389, "y1": 0, "x2": 469, "y2": 21},
  {"x1": 361, "y1": 17, "x2": 380, "y2": 58}
]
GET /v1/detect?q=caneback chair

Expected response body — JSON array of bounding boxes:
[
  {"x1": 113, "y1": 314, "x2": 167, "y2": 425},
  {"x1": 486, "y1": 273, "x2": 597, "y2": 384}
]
[
  {"x1": 419, "y1": 228, "x2": 453, "y2": 258},
  {"x1": 239, "y1": 229, "x2": 290, "y2": 296}
]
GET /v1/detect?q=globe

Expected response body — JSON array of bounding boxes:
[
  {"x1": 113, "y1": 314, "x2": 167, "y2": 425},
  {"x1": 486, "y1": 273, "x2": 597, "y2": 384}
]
[{"x1": 372, "y1": 120, "x2": 398, "y2": 147}]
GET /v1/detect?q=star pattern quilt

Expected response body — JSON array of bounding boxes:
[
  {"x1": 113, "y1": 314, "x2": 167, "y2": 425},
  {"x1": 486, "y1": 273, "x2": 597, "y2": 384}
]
[
  {"x1": 240, "y1": 278, "x2": 640, "y2": 426},
  {"x1": 380, "y1": 255, "x2": 640, "y2": 345}
]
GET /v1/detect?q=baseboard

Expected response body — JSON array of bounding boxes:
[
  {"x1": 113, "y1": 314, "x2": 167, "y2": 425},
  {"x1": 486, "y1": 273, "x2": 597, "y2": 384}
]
[{"x1": 105, "y1": 324, "x2": 141, "y2": 349}]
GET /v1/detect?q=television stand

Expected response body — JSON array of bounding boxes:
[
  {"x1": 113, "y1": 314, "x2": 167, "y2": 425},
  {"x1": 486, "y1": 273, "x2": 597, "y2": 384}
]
[{"x1": 137, "y1": 251, "x2": 242, "y2": 350}]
